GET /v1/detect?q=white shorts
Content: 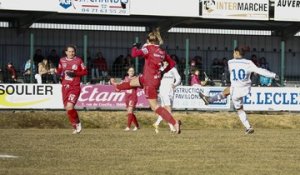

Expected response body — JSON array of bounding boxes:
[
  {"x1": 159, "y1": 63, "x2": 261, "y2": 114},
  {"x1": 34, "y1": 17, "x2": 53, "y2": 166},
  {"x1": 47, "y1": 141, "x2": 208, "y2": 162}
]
[
  {"x1": 230, "y1": 86, "x2": 251, "y2": 109},
  {"x1": 159, "y1": 93, "x2": 173, "y2": 106}
]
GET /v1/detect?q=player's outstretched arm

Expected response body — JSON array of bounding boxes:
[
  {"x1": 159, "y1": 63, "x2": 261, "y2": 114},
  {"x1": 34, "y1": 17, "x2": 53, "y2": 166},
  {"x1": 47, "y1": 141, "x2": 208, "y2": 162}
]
[{"x1": 250, "y1": 62, "x2": 276, "y2": 79}]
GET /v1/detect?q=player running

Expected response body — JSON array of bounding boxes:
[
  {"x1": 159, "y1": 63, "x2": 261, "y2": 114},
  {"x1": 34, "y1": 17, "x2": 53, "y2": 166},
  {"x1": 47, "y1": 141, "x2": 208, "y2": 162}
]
[
  {"x1": 200, "y1": 46, "x2": 279, "y2": 134},
  {"x1": 153, "y1": 61, "x2": 181, "y2": 133},
  {"x1": 56, "y1": 45, "x2": 87, "y2": 134},
  {"x1": 123, "y1": 67, "x2": 140, "y2": 131},
  {"x1": 110, "y1": 28, "x2": 182, "y2": 134}
]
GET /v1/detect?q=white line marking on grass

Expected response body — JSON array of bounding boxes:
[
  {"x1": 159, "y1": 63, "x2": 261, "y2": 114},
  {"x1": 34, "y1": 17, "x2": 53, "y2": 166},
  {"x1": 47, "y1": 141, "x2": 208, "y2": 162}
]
[{"x1": 0, "y1": 154, "x2": 19, "y2": 158}]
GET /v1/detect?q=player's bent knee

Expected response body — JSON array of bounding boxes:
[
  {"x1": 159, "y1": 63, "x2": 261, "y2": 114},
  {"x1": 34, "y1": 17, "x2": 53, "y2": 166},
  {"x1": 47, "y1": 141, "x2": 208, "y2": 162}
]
[
  {"x1": 129, "y1": 77, "x2": 140, "y2": 87},
  {"x1": 65, "y1": 105, "x2": 74, "y2": 111},
  {"x1": 223, "y1": 87, "x2": 230, "y2": 97}
]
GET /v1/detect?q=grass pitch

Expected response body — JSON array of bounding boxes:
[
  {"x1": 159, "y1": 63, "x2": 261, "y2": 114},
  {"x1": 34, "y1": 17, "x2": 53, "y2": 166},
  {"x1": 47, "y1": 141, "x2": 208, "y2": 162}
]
[{"x1": 1, "y1": 128, "x2": 299, "y2": 175}]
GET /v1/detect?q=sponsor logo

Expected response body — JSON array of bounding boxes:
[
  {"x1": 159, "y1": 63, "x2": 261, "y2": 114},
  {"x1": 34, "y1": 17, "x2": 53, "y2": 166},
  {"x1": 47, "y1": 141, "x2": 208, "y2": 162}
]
[
  {"x1": 0, "y1": 85, "x2": 53, "y2": 96},
  {"x1": 206, "y1": 1, "x2": 267, "y2": 12},
  {"x1": 59, "y1": 0, "x2": 73, "y2": 9},
  {"x1": 277, "y1": 0, "x2": 300, "y2": 8},
  {"x1": 79, "y1": 85, "x2": 125, "y2": 102},
  {"x1": 244, "y1": 92, "x2": 300, "y2": 105},
  {"x1": 72, "y1": 64, "x2": 78, "y2": 70},
  {"x1": 0, "y1": 85, "x2": 51, "y2": 107},
  {"x1": 174, "y1": 87, "x2": 204, "y2": 100},
  {"x1": 208, "y1": 90, "x2": 227, "y2": 105},
  {"x1": 204, "y1": 0, "x2": 216, "y2": 13}
]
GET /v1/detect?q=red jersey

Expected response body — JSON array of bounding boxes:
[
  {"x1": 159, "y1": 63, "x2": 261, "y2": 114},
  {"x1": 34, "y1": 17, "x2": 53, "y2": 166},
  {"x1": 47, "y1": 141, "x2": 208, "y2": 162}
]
[
  {"x1": 131, "y1": 44, "x2": 175, "y2": 86},
  {"x1": 123, "y1": 76, "x2": 138, "y2": 102},
  {"x1": 57, "y1": 56, "x2": 87, "y2": 87}
]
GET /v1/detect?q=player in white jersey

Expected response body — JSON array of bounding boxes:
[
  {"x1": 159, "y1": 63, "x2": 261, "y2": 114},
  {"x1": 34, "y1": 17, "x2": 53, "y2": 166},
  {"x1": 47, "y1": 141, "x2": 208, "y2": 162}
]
[
  {"x1": 153, "y1": 61, "x2": 181, "y2": 133},
  {"x1": 200, "y1": 46, "x2": 279, "y2": 134},
  {"x1": 228, "y1": 46, "x2": 277, "y2": 134}
]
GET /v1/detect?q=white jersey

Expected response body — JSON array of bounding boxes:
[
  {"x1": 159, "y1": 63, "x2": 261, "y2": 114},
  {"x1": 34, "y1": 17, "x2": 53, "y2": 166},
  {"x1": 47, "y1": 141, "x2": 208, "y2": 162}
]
[
  {"x1": 159, "y1": 67, "x2": 181, "y2": 95},
  {"x1": 228, "y1": 58, "x2": 276, "y2": 88}
]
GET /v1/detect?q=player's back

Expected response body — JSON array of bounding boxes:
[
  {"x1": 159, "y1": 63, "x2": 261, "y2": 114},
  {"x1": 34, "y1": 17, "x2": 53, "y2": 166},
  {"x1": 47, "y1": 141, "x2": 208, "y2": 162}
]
[
  {"x1": 143, "y1": 44, "x2": 165, "y2": 78},
  {"x1": 228, "y1": 58, "x2": 253, "y2": 88}
]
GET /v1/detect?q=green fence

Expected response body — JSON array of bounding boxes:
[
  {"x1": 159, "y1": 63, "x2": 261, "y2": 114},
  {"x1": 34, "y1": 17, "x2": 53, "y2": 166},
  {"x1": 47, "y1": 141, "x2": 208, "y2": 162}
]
[{"x1": 0, "y1": 28, "x2": 299, "y2": 87}]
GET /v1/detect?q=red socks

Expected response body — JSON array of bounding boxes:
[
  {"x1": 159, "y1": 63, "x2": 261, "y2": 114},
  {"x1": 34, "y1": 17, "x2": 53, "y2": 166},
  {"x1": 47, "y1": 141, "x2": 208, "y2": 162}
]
[
  {"x1": 131, "y1": 113, "x2": 139, "y2": 128},
  {"x1": 67, "y1": 109, "x2": 80, "y2": 129},
  {"x1": 127, "y1": 113, "x2": 139, "y2": 128},
  {"x1": 155, "y1": 107, "x2": 176, "y2": 125},
  {"x1": 127, "y1": 113, "x2": 133, "y2": 128},
  {"x1": 117, "y1": 82, "x2": 132, "y2": 90}
]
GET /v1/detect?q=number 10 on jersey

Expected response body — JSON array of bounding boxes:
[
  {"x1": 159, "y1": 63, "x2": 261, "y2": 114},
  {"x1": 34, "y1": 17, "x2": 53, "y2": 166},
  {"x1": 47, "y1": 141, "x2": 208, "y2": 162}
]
[{"x1": 232, "y1": 69, "x2": 246, "y2": 81}]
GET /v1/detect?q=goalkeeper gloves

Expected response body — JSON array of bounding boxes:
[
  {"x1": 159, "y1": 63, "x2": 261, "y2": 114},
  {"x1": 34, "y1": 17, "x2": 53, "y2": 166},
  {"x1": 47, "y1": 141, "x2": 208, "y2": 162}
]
[{"x1": 132, "y1": 43, "x2": 142, "y2": 49}]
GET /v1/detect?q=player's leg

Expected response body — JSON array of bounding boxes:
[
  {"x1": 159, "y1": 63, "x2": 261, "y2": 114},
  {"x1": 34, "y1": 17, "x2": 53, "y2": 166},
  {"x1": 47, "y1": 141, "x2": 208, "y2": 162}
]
[
  {"x1": 164, "y1": 105, "x2": 176, "y2": 132},
  {"x1": 148, "y1": 92, "x2": 181, "y2": 134},
  {"x1": 129, "y1": 101, "x2": 139, "y2": 131},
  {"x1": 131, "y1": 112, "x2": 139, "y2": 131},
  {"x1": 154, "y1": 115, "x2": 163, "y2": 126},
  {"x1": 200, "y1": 86, "x2": 230, "y2": 105},
  {"x1": 110, "y1": 76, "x2": 141, "y2": 91},
  {"x1": 232, "y1": 97, "x2": 254, "y2": 134},
  {"x1": 153, "y1": 94, "x2": 164, "y2": 133},
  {"x1": 157, "y1": 94, "x2": 176, "y2": 132},
  {"x1": 64, "y1": 88, "x2": 81, "y2": 134},
  {"x1": 125, "y1": 103, "x2": 133, "y2": 131}
]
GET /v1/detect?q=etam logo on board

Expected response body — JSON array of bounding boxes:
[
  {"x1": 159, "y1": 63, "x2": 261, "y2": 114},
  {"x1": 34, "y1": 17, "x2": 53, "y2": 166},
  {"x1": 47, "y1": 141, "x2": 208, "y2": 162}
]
[{"x1": 79, "y1": 85, "x2": 125, "y2": 102}]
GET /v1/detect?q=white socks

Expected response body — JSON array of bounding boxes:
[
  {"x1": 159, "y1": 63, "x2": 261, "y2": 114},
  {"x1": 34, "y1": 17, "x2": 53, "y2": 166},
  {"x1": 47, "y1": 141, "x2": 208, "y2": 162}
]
[
  {"x1": 155, "y1": 116, "x2": 163, "y2": 126},
  {"x1": 155, "y1": 116, "x2": 176, "y2": 131},
  {"x1": 237, "y1": 110, "x2": 251, "y2": 129},
  {"x1": 168, "y1": 123, "x2": 176, "y2": 132}
]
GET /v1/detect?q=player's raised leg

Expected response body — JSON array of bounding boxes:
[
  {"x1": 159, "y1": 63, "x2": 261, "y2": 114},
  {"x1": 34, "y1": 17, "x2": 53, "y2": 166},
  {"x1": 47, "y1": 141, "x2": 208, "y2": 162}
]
[
  {"x1": 199, "y1": 86, "x2": 230, "y2": 105},
  {"x1": 110, "y1": 76, "x2": 141, "y2": 92}
]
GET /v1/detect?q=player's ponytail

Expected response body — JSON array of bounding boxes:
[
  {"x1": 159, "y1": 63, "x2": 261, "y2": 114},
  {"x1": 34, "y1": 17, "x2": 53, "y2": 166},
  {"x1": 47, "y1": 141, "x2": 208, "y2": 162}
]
[
  {"x1": 147, "y1": 28, "x2": 164, "y2": 45},
  {"x1": 234, "y1": 46, "x2": 250, "y2": 57}
]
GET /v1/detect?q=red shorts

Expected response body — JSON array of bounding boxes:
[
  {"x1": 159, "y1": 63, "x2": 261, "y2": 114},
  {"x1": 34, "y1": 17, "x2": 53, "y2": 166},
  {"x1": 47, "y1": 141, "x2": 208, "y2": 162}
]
[
  {"x1": 62, "y1": 85, "x2": 81, "y2": 107},
  {"x1": 139, "y1": 76, "x2": 160, "y2": 99},
  {"x1": 143, "y1": 85, "x2": 159, "y2": 99}
]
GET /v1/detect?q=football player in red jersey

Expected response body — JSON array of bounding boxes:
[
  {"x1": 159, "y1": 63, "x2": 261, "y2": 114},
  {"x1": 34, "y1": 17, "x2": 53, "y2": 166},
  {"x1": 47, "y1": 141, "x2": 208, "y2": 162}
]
[
  {"x1": 56, "y1": 45, "x2": 87, "y2": 134},
  {"x1": 111, "y1": 29, "x2": 181, "y2": 134},
  {"x1": 123, "y1": 67, "x2": 139, "y2": 131}
]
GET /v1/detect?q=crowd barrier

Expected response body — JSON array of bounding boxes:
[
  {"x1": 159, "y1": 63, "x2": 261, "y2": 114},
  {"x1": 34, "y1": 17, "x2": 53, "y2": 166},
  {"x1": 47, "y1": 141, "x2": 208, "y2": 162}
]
[{"x1": 0, "y1": 84, "x2": 299, "y2": 111}]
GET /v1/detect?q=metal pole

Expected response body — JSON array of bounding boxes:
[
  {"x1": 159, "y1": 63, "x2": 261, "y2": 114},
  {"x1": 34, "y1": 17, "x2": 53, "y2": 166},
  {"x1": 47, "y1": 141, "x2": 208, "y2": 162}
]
[
  {"x1": 135, "y1": 37, "x2": 139, "y2": 73},
  {"x1": 83, "y1": 34, "x2": 88, "y2": 84},
  {"x1": 185, "y1": 38, "x2": 190, "y2": 85},
  {"x1": 30, "y1": 33, "x2": 34, "y2": 83},
  {"x1": 280, "y1": 40, "x2": 285, "y2": 86},
  {"x1": 233, "y1": 39, "x2": 237, "y2": 49}
]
